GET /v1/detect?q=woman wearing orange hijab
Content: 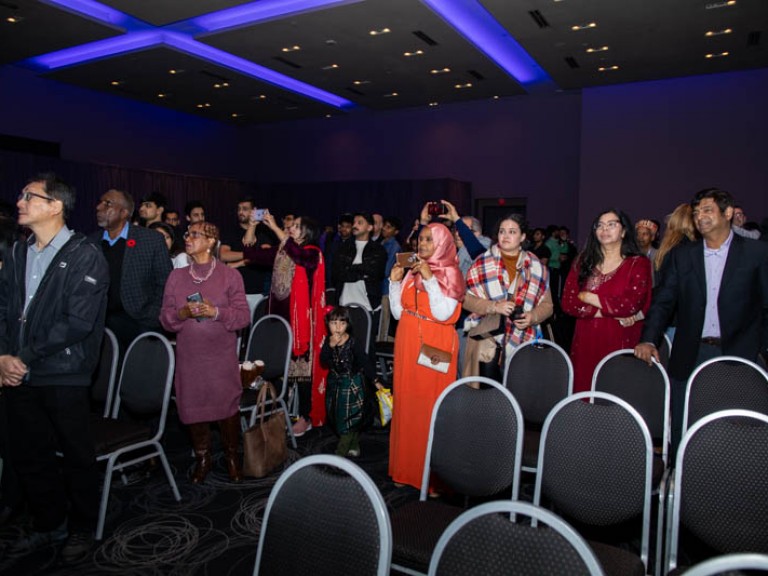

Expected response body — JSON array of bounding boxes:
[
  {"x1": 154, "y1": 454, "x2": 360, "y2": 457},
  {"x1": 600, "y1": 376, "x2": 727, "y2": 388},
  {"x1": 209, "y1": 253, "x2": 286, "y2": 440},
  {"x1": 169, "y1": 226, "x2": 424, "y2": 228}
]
[{"x1": 388, "y1": 221, "x2": 465, "y2": 489}]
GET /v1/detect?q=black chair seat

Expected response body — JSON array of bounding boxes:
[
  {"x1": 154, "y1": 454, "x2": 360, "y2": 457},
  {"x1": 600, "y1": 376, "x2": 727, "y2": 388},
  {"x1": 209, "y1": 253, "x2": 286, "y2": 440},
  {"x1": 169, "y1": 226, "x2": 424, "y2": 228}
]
[
  {"x1": 391, "y1": 501, "x2": 464, "y2": 571},
  {"x1": 589, "y1": 540, "x2": 646, "y2": 576},
  {"x1": 91, "y1": 417, "x2": 152, "y2": 454}
]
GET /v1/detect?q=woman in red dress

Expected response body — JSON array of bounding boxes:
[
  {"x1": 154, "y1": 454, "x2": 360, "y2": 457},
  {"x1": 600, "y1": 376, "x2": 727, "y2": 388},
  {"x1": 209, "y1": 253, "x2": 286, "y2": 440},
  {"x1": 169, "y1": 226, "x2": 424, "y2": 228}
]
[{"x1": 562, "y1": 209, "x2": 652, "y2": 393}]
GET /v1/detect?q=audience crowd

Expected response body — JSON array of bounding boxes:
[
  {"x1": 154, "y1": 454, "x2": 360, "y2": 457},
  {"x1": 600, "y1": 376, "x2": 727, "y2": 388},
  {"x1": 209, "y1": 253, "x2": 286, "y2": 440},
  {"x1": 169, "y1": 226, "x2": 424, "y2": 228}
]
[{"x1": 0, "y1": 174, "x2": 767, "y2": 566}]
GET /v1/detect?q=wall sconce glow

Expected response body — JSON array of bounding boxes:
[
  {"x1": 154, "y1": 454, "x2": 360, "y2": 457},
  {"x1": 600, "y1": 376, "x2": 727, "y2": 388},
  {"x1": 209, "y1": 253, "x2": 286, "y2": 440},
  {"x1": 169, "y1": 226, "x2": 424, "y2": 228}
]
[
  {"x1": 420, "y1": 0, "x2": 555, "y2": 88},
  {"x1": 190, "y1": 0, "x2": 361, "y2": 33}
]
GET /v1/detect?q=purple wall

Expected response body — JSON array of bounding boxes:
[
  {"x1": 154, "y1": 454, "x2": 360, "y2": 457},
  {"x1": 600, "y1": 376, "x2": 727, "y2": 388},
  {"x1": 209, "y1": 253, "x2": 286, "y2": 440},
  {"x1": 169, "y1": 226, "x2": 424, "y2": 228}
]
[
  {"x1": 245, "y1": 93, "x2": 583, "y2": 232},
  {"x1": 578, "y1": 67, "x2": 768, "y2": 244},
  {"x1": 0, "y1": 65, "x2": 253, "y2": 181}
]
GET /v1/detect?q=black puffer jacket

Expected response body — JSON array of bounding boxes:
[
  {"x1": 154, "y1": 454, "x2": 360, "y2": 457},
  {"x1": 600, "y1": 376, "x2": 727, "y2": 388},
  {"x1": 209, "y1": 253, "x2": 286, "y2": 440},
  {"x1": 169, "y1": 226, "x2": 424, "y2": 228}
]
[{"x1": 0, "y1": 232, "x2": 109, "y2": 386}]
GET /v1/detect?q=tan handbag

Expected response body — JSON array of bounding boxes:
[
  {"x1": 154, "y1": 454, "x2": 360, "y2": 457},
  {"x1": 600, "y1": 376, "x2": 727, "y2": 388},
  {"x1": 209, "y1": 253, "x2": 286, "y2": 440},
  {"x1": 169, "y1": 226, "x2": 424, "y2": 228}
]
[
  {"x1": 416, "y1": 343, "x2": 452, "y2": 373},
  {"x1": 242, "y1": 382, "x2": 287, "y2": 478}
]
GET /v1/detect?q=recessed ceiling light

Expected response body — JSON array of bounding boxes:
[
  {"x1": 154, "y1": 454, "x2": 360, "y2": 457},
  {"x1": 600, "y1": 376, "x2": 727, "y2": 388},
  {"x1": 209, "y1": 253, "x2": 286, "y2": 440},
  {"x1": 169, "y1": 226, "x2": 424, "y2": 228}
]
[
  {"x1": 598, "y1": 65, "x2": 620, "y2": 72},
  {"x1": 705, "y1": 28, "x2": 733, "y2": 36},
  {"x1": 454, "y1": 82, "x2": 473, "y2": 89},
  {"x1": 383, "y1": 92, "x2": 399, "y2": 97},
  {"x1": 196, "y1": 102, "x2": 212, "y2": 108},
  {"x1": 705, "y1": 0, "x2": 736, "y2": 9},
  {"x1": 110, "y1": 80, "x2": 122, "y2": 86},
  {"x1": 586, "y1": 45, "x2": 609, "y2": 53},
  {"x1": 281, "y1": 45, "x2": 300, "y2": 52},
  {"x1": 168, "y1": 69, "x2": 183, "y2": 75},
  {"x1": 353, "y1": 80, "x2": 371, "y2": 85},
  {"x1": 157, "y1": 93, "x2": 168, "y2": 98},
  {"x1": 369, "y1": 27, "x2": 391, "y2": 36},
  {"x1": 493, "y1": 95, "x2": 499, "y2": 100},
  {"x1": 430, "y1": 68, "x2": 451, "y2": 75},
  {"x1": 404, "y1": 50, "x2": 424, "y2": 57},
  {"x1": 252, "y1": 94, "x2": 267, "y2": 100},
  {"x1": 705, "y1": 51, "x2": 730, "y2": 58},
  {"x1": 213, "y1": 82, "x2": 230, "y2": 88},
  {"x1": 321, "y1": 64, "x2": 339, "y2": 70},
  {"x1": 325, "y1": 114, "x2": 332, "y2": 118},
  {"x1": 231, "y1": 113, "x2": 241, "y2": 118},
  {"x1": 571, "y1": 22, "x2": 597, "y2": 31},
  {"x1": 428, "y1": 102, "x2": 439, "y2": 107},
  {"x1": 6, "y1": 16, "x2": 24, "y2": 23}
]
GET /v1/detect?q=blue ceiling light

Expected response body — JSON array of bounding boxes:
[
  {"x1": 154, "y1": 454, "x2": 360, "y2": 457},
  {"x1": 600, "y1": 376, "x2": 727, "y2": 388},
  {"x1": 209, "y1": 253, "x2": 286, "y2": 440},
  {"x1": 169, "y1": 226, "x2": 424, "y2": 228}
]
[
  {"x1": 420, "y1": 0, "x2": 555, "y2": 90},
  {"x1": 28, "y1": 0, "x2": 356, "y2": 111},
  {"x1": 189, "y1": 0, "x2": 363, "y2": 34}
]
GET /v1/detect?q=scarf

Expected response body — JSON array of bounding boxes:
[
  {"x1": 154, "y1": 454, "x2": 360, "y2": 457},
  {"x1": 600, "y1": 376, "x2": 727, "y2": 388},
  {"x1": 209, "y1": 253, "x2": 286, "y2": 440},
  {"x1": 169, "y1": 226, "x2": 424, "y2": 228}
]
[{"x1": 408, "y1": 222, "x2": 465, "y2": 301}]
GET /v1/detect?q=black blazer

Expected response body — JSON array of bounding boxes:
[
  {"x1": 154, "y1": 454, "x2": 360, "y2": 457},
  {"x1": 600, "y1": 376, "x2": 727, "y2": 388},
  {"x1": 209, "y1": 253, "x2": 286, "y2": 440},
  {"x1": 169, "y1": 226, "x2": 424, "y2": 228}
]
[{"x1": 641, "y1": 233, "x2": 768, "y2": 381}]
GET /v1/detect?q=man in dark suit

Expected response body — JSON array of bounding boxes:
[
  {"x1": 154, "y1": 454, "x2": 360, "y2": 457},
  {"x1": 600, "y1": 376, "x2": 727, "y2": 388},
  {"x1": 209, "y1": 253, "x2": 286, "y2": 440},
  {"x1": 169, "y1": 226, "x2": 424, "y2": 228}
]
[
  {"x1": 635, "y1": 188, "x2": 768, "y2": 451},
  {"x1": 92, "y1": 189, "x2": 172, "y2": 353}
]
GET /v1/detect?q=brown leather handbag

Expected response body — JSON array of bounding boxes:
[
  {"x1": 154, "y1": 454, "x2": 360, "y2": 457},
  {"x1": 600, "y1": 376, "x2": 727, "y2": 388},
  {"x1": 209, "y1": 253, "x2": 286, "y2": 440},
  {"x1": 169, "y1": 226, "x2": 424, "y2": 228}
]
[{"x1": 242, "y1": 382, "x2": 288, "y2": 478}]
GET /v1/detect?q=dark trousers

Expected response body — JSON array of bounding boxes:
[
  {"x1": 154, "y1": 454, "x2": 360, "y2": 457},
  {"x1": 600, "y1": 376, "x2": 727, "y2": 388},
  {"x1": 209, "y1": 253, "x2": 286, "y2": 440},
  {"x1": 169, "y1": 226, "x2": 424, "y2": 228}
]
[
  {"x1": 4, "y1": 385, "x2": 98, "y2": 532},
  {"x1": 670, "y1": 342, "x2": 722, "y2": 459},
  {"x1": 106, "y1": 311, "x2": 155, "y2": 362}
]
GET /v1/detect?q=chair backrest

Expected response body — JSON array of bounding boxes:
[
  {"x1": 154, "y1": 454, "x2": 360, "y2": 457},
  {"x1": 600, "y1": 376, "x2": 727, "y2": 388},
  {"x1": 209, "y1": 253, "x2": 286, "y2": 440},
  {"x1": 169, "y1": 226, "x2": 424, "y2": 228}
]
[
  {"x1": 112, "y1": 332, "x2": 175, "y2": 439},
  {"x1": 91, "y1": 327, "x2": 119, "y2": 417},
  {"x1": 245, "y1": 314, "x2": 292, "y2": 399},
  {"x1": 534, "y1": 391, "x2": 653, "y2": 569},
  {"x1": 422, "y1": 377, "x2": 523, "y2": 501},
  {"x1": 428, "y1": 500, "x2": 605, "y2": 576},
  {"x1": 591, "y1": 349, "x2": 670, "y2": 464},
  {"x1": 503, "y1": 339, "x2": 573, "y2": 425},
  {"x1": 681, "y1": 553, "x2": 768, "y2": 576},
  {"x1": 252, "y1": 297, "x2": 269, "y2": 326},
  {"x1": 683, "y1": 356, "x2": 768, "y2": 433},
  {"x1": 346, "y1": 304, "x2": 372, "y2": 355},
  {"x1": 658, "y1": 333, "x2": 672, "y2": 369},
  {"x1": 667, "y1": 410, "x2": 768, "y2": 572},
  {"x1": 254, "y1": 454, "x2": 391, "y2": 576}
]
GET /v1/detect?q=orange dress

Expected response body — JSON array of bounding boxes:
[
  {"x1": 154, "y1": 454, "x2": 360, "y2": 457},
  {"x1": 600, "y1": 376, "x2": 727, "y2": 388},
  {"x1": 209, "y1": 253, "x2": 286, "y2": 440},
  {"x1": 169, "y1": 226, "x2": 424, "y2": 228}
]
[{"x1": 389, "y1": 278, "x2": 461, "y2": 488}]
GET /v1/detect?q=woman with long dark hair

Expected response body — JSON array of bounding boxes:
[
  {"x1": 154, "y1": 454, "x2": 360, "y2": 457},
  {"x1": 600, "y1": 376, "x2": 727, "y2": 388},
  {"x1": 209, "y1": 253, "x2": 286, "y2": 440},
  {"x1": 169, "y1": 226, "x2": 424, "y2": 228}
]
[
  {"x1": 242, "y1": 212, "x2": 328, "y2": 436},
  {"x1": 562, "y1": 209, "x2": 652, "y2": 392}
]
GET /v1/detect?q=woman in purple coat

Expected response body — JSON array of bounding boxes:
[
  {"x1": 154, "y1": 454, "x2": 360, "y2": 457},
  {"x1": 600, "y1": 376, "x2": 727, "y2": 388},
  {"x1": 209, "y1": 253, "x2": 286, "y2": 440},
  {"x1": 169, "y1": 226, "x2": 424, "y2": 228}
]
[{"x1": 161, "y1": 222, "x2": 250, "y2": 483}]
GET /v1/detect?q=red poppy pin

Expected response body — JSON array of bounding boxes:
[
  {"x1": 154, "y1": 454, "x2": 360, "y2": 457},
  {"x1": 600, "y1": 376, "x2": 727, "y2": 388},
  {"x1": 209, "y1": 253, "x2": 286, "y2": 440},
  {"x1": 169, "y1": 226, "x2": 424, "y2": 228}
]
[{"x1": 126, "y1": 239, "x2": 136, "y2": 248}]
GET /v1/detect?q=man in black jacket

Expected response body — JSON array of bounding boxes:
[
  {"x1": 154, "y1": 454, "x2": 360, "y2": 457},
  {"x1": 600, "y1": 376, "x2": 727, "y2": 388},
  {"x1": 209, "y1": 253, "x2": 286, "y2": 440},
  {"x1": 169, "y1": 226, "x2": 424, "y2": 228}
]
[
  {"x1": 332, "y1": 212, "x2": 387, "y2": 314},
  {"x1": 0, "y1": 173, "x2": 109, "y2": 562}
]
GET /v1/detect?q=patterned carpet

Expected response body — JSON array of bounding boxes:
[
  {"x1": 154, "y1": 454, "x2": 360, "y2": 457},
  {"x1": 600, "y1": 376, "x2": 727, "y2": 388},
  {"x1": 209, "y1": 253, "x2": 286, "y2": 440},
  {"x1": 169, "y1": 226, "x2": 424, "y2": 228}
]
[{"x1": 0, "y1": 411, "x2": 416, "y2": 576}]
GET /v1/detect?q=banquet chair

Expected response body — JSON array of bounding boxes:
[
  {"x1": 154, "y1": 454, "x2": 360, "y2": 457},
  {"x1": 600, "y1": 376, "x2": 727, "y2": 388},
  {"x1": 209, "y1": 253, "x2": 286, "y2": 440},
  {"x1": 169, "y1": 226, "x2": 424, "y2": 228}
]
[
  {"x1": 534, "y1": 392, "x2": 653, "y2": 576},
  {"x1": 90, "y1": 332, "x2": 180, "y2": 540},
  {"x1": 682, "y1": 356, "x2": 768, "y2": 434},
  {"x1": 239, "y1": 314, "x2": 295, "y2": 447},
  {"x1": 253, "y1": 454, "x2": 391, "y2": 576},
  {"x1": 658, "y1": 334, "x2": 672, "y2": 369},
  {"x1": 679, "y1": 553, "x2": 768, "y2": 576},
  {"x1": 665, "y1": 410, "x2": 768, "y2": 574},
  {"x1": 90, "y1": 327, "x2": 119, "y2": 417},
  {"x1": 390, "y1": 377, "x2": 523, "y2": 575},
  {"x1": 503, "y1": 338, "x2": 573, "y2": 475},
  {"x1": 427, "y1": 500, "x2": 605, "y2": 576}
]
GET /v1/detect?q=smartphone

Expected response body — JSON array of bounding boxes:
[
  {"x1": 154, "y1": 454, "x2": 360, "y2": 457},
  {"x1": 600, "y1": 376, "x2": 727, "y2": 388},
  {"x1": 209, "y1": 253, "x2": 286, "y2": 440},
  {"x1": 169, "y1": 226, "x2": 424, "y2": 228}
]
[
  {"x1": 187, "y1": 292, "x2": 204, "y2": 321},
  {"x1": 396, "y1": 252, "x2": 418, "y2": 268},
  {"x1": 251, "y1": 208, "x2": 266, "y2": 222},
  {"x1": 427, "y1": 202, "x2": 446, "y2": 216},
  {"x1": 511, "y1": 305, "x2": 525, "y2": 320}
]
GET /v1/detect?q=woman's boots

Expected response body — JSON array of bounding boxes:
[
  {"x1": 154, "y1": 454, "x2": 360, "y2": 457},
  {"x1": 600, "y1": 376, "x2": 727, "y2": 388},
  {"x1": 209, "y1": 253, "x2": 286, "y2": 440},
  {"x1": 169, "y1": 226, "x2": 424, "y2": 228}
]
[
  {"x1": 188, "y1": 423, "x2": 212, "y2": 484},
  {"x1": 218, "y1": 414, "x2": 243, "y2": 483},
  {"x1": 188, "y1": 416, "x2": 242, "y2": 483}
]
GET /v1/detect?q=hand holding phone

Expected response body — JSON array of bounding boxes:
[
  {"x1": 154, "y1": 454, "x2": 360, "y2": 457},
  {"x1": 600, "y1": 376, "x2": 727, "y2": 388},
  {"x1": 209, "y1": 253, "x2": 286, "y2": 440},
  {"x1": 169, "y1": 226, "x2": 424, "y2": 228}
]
[
  {"x1": 396, "y1": 252, "x2": 418, "y2": 268},
  {"x1": 251, "y1": 208, "x2": 266, "y2": 222},
  {"x1": 186, "y1": 292, "x2": 205, "y2": 321},
  {"x1": 427, "y1": 201, "x2": 447, "y2": 216}
]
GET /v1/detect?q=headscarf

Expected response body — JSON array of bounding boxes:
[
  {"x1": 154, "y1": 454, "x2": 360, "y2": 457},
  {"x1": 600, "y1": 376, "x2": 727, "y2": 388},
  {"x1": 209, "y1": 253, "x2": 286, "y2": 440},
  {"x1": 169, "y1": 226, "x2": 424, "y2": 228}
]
[{"x1": 409, "y1": 222, "x2": 465, "y2": 301}]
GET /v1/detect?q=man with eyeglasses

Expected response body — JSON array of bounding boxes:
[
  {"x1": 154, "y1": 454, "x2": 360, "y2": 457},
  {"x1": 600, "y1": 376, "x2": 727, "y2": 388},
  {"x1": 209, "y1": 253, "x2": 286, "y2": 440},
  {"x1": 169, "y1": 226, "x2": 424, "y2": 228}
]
[
  {"x1": 90, "y1": 188, "x2": 171, "y2": 353},
  {"x1": 0, "y1": 173, "x2": 108, "y2": 562},
  {"x1": 635, "y1": 188, "x2": 768, "y2": 453}
]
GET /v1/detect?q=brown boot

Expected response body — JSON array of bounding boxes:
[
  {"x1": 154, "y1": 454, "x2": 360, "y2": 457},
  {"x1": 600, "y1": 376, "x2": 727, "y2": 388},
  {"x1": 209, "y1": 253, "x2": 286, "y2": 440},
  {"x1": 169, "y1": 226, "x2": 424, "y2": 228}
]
[
  {"x1": 219, "y1": 414, "x2": 243, "y2": 483},
  {"x1": 188, "y1": 423, "x2": 212, "y2": 484}
]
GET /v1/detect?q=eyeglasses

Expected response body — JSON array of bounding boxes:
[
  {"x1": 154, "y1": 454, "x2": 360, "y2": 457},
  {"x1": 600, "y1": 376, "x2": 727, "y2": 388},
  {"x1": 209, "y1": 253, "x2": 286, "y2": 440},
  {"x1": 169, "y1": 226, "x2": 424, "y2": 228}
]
[
  {"x1": 183, "y1": 231, "x2": 209, "y2": 240},
  {"x1": 18, "y1": 190, "x2": 55, "y2": 203},
  {"x1": 593, "y1": 220, "x2": 621, "y2": 231}
]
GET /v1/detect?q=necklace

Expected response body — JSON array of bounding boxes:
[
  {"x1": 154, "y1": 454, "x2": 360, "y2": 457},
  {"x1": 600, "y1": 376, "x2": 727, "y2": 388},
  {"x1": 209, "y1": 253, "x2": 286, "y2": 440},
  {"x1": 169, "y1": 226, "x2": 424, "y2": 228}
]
[{"x1": 189, "y1": 258, "x2": 216, "y2": 284}]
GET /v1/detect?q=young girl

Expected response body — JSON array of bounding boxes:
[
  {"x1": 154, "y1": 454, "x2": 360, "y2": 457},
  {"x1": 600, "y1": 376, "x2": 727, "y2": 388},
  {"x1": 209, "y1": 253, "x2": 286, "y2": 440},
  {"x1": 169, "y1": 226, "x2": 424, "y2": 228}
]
[{"x1": 320, "y1": 306, "x2": 375, "y2": 457}]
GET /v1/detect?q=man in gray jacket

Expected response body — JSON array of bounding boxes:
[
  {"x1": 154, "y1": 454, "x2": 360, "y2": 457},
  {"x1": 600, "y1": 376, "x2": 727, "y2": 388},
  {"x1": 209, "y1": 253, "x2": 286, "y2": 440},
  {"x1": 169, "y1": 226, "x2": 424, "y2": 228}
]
[{"x1": 0, "y1": 173, "x2": 109, "y2": 563}]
